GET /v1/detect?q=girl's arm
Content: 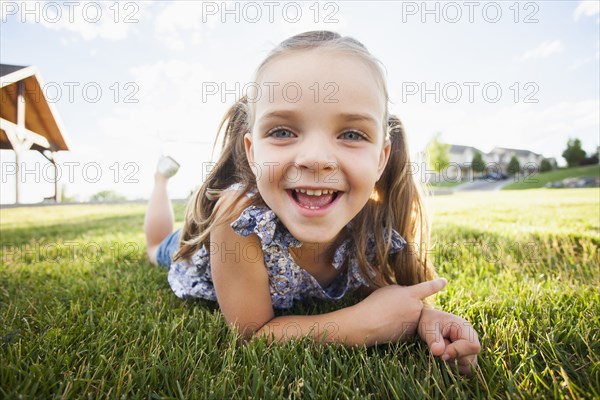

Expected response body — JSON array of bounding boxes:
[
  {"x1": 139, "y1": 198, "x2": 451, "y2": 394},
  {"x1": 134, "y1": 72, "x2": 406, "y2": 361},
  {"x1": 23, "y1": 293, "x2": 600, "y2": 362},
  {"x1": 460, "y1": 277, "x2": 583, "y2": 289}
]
[
  {"x1": 209, "y1": 194, "x2": 275, "y2": 339},
  {"x1": 210, "y1": 191, "x2": 447, "y2": 346},
  {"x1": 252, "y1": 280, "x2": 446, "y2": 346}
]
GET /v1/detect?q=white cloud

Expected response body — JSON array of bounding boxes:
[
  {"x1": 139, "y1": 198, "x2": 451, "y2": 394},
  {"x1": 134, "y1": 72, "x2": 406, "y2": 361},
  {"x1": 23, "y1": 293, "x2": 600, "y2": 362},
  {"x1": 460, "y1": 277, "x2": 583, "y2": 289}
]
[
  {"x1": 88, "y1": 59, "x2": 244, "y2": 199},
  {"x1": 569, "y1": 55, "x2": 596, "y2": 70},
  {"x1": 519, "y1": 40, "x2": 564, "y2": 61},
  {"x1": 573, "y1": 1, "x2": 600, "y2": 22},
  {"x1": 154, "y1": 1, "x2": 218, "y2": 51},
  {"x1": 49, "y1": 1, "x2": 150, "y2": 41},
  {"x1": 100, "y1": 59, "x2": 225, "y2": 142},
  {"x1": 1, "y1": 0, "x2": 150, "y2": 41},
  {"x1": 570, "y1": 40, "x2": 600, "y2": 70}
]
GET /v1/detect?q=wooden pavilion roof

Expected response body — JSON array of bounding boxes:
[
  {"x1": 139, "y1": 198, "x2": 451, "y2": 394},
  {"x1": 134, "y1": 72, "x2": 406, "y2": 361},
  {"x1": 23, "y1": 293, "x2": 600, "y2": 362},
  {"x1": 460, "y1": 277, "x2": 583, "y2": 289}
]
[{"x1": 0, "y1": 64, "x2": 70, "y2": 152}]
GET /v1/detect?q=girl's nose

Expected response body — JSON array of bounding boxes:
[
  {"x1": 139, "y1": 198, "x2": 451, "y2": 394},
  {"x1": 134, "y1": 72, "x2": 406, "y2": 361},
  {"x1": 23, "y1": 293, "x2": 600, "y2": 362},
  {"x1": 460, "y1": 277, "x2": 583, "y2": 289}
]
[{"x1": 293, "y1": 133, "x2": 337, "y2": 173}]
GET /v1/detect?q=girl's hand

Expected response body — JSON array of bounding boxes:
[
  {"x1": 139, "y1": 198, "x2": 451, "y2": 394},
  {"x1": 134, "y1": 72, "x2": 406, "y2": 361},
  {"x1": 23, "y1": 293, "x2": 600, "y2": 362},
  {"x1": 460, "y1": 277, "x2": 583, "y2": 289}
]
[
  {"x1": 353, "y1": 278, "x2": 448, "y2": 346},
  {"x1": 418, "y1": 307, "x2": 481, "y2": 375}
]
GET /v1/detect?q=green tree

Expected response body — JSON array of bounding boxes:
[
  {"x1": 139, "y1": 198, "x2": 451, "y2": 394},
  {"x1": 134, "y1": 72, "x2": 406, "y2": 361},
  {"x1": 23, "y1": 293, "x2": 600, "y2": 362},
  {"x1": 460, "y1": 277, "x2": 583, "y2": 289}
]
[
  {"x1": 90, "y1": 190, "x2": 126, "y2": 202},
  {"x1": 507, "y1": 155, "x2": 521, "y2": 176},
  {"x1": 471, "y1": 152, "x2": 485, "y2": 175},
  {"x1": 540, "y1": 158, "x2": 553, "y2": 172},
  {"x1": 426, "y1": 132, "x2": 450, "y2": 173},
  {"x1": 60, "y1": 185, "x2": 76, "y2": 203},
  {"x1": 562, "y1": 138, "x2": 586, "y2": 167}
]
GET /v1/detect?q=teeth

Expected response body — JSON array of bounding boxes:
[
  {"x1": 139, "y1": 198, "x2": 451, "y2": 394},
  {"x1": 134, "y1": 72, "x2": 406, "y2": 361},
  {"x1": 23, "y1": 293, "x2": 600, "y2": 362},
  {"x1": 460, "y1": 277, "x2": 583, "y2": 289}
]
[{"x1": 293, "y1": 188, "x2": 337, "y2": 196}]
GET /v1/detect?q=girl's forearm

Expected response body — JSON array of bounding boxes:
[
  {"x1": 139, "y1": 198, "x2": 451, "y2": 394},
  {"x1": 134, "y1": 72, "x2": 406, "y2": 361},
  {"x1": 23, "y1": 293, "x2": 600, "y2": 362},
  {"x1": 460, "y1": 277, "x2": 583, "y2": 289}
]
[
  {"x1": 251, "y1": 305, "x2": 376, "y2": 347},
  {"x1": 246, "y1": 282, "x2": 441, "y2": 346}
]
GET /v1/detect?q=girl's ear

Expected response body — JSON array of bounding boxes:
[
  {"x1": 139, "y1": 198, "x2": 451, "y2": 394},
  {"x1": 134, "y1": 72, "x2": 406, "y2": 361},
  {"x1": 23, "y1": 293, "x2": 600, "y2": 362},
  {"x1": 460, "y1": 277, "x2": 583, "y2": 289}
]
[
  {"x1": 244, "y1": 132, "x2": 255, "y2": 165},
  {"x1": 377, "y1": 138, "x2": 392, "y2": 179}
]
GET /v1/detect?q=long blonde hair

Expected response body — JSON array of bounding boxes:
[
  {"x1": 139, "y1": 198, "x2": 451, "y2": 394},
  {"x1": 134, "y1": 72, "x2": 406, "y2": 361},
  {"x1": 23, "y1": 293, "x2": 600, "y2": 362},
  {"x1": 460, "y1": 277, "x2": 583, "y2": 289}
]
[{"x1": 173, "y1": 31, "x2": 435, "y2": 287}]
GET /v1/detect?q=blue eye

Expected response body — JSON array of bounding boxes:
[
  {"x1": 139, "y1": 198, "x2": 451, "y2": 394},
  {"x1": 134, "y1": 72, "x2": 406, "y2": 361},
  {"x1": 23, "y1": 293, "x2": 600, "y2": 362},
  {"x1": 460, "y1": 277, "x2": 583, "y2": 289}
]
[
  {"x1": 340, "y1": 131, "x2": 365, "y2": 141},
  {"x1": 269, "y1": 128, "x2": 295, "y2": 139}
]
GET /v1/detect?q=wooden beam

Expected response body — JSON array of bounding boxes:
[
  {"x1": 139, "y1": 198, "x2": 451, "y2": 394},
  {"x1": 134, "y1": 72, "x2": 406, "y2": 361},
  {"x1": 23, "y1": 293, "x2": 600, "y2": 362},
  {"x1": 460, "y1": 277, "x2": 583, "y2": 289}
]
[{"x1": 0, "y1": 118, "x2": 51, "y2": 150}]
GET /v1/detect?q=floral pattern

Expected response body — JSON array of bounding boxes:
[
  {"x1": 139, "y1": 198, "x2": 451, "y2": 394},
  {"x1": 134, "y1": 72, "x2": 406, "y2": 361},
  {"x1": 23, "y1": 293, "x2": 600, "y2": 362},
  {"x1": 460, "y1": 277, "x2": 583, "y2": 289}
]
[{"x1": 168, "y1": 202, "x2": 406, "y2": 309}]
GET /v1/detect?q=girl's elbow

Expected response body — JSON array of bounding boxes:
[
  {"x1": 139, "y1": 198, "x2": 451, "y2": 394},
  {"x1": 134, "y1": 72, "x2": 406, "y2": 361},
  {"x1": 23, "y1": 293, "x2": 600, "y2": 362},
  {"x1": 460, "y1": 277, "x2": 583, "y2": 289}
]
[{"x1": 228, "y1": 319, "x2": 273, "y2": 343}]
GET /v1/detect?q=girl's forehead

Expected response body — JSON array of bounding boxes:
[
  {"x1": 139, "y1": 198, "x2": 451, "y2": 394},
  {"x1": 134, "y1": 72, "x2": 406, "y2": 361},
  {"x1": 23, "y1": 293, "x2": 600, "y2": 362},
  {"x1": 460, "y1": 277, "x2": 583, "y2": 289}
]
[
  {"x1": 259, "y1": 48, "x2": 377, "y2": 84},
  {"x1": 254, "y1": 49, "x2": 386, "y2": 119}
]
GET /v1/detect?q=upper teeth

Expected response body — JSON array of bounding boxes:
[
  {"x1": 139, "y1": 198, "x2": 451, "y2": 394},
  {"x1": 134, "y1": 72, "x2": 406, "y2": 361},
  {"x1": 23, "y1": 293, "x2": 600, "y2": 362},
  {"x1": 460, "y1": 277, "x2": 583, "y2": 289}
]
[{"x1": 294, "y1": 188, "x2": 336, "y2": 196}]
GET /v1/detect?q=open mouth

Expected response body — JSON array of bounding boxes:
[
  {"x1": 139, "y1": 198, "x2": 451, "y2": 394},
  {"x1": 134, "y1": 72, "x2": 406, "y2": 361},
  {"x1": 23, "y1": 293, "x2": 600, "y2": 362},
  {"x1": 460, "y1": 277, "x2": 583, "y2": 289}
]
[{"x1": 287, "y1": 188, "x2": 341, "y2": 210}]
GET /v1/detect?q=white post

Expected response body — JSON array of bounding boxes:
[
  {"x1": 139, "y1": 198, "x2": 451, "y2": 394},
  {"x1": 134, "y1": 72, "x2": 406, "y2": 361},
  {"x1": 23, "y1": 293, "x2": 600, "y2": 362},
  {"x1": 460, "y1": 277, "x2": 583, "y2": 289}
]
[
  {"x1": 15, "y1": 81, "x2": 25, "y2": 204},
  {"x1": 53, "y1": 152, "x2": 61, "y2": 202}
]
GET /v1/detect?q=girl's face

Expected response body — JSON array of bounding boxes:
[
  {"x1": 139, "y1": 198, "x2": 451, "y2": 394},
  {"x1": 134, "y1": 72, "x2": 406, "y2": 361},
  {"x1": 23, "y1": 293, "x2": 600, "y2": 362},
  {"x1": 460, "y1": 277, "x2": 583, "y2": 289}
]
[{"x1": 244, "y1": 49, "x2": 391, "y2": 246}]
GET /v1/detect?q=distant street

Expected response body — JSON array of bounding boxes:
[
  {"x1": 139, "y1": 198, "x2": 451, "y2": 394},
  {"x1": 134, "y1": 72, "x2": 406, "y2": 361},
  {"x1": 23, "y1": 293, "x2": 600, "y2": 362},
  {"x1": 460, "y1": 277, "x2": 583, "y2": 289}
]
[{"x1": 453, "y1": 179, "x2": 511, "y2": 192}]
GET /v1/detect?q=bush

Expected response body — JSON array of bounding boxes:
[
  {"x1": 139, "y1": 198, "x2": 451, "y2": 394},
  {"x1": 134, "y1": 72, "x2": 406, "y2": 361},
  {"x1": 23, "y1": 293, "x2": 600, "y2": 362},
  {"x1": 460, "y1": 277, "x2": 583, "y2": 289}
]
[
  {"x1": 540, "y1": 159, "x2": 553, "y2": 172},
  {"x1": 580, "y1": 154, "x2": 599, "y2": 166},
  {"x1": 89, "y1": 190, "x2": 127, "y2": 202}
]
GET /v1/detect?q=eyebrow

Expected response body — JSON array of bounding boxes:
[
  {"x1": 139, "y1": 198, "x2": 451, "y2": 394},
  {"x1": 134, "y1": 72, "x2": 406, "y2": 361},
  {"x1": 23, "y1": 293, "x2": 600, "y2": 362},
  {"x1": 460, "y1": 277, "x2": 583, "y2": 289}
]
[
  {"x1": 339, "y1": 112, "x2": 379, "y2": 125},
  {"x1": 258, "y1": 110, "x2": 378, "y2": 126}
]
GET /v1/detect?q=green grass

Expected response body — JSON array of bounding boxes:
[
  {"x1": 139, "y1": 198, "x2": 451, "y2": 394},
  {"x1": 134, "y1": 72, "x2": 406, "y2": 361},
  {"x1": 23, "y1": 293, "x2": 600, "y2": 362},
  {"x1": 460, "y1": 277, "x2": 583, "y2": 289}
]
[
  {"x1": 429, "y1": 181, "x2": 464, "y2": 189},
  {"x1": 1, "y1": 189, "x2": 599, "y2": 399},
  {"x1": 502, "y1": 164, "x2": 600, "y2": 190}
]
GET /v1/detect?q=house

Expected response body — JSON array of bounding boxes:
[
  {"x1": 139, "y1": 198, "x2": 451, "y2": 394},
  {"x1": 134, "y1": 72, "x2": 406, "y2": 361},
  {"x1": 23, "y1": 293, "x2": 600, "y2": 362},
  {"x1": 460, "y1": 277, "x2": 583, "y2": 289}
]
[
  {"x1": 445, "y1": 144, "x2": 485, "y2": 180},
  {"x1": 487, "y1": 147, "x2": 545, "y2": 173},
  {"x1": 441, "y1": 144, "x2": 547, "y2": 181}
]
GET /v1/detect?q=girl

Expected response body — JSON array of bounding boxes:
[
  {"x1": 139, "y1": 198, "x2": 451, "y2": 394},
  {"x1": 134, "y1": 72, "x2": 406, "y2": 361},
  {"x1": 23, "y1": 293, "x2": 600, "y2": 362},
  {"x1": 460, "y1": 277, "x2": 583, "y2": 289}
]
[{"x1": 144, "y1": 31, "x2": 480, "y2": 375}]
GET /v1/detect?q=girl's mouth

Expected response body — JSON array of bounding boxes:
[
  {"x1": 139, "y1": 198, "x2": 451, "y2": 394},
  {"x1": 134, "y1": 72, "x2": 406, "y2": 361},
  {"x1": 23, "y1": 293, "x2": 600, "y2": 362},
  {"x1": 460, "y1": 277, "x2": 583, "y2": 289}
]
[{"x1": 287, "y1": 188, "x2": 342, "y2": 210}]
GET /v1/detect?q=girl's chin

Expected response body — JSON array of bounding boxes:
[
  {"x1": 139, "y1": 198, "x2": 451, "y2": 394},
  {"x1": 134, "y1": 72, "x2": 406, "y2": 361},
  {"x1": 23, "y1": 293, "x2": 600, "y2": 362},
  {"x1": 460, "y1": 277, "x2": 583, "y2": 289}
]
[{"x1": 287, "y1": 227, "x2": 340, "y2": 246}]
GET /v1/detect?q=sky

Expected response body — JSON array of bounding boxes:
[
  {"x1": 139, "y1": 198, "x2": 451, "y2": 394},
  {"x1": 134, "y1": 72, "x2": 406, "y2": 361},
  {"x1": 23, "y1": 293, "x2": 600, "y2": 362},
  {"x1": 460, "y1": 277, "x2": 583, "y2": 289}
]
[{"x1": 0, "y1": 0, "x2": 599, "y2": 203}]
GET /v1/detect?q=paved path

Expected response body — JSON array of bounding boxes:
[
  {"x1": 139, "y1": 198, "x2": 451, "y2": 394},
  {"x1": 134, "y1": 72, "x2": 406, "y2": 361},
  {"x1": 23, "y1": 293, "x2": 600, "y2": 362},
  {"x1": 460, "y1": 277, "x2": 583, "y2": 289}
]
[{"x1": 452, "y1": 179, "x2": 511, "y2": 192}]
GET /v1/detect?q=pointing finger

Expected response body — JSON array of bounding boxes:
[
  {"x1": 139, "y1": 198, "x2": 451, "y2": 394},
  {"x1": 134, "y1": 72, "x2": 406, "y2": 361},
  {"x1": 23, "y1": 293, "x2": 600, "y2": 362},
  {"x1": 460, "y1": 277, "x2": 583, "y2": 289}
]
[{"x1": 409, "y1": 278, "x2": 448, "y2": 300}]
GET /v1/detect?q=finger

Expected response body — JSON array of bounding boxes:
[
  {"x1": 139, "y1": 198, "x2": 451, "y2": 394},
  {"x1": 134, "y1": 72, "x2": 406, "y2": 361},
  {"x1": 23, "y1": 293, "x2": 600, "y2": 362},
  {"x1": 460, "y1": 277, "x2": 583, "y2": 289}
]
[
  {"x1": 409, "y1": 278, "x2": 448, "y2": 299},
  {"x1": 456, "y1": 355, "x2": 478, "y2": 375},
  {"x1": 443, "y1": 320, "x2": 480, "y2": 346},
  {"x1": 434, "y1": 337, "x2": 451, "y2": 357},
  {"x1": 444, "y1": 354, "x2": 477, "y2": 375},
  {"x1": 453, "y1": 353, "x2": 477, "y2": 367},
  {"x1": 423, "y1": 325, "x2": 446, "y2": 357},
  {"x1": 457, "y1": 360, "x2": 477, "y2": 376},
  {"x1": 442, "y1": 339, "x2": 481, "y2": 361}
]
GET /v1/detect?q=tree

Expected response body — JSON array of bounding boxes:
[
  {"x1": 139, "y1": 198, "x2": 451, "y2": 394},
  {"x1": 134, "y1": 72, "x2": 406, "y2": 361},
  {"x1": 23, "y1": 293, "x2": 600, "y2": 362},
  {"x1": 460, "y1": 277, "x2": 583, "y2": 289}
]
[
  {"x1": 507, "y1": 155, "x2": 521, "y2": 176},
  {"x1": 89, "y1": 190, "x2": 126, "y2": 202},
  {"x1": 61, "y1": 184, "x2": 76, "y2": 203},
  {"x1": 471, "y1": 152, "x2": 485, "y2": 175},
  {"x1": 426, "y1": 132, "x2": 450, "y2": 173},
  {"x1": 562, "y1": 138, "x2": 586, "y2": 167},
  {"x1": 540, "y1": 158, "x2": 553, "y2": 172}
]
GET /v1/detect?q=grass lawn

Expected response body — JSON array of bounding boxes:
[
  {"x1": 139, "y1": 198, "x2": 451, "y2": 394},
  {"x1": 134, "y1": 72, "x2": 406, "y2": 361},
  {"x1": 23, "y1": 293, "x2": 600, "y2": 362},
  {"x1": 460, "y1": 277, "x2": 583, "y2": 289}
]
[
  {"x1": 428, "y1": 181, "x2": 465, "y2": 189},
  {"x1": 502, "y1": 164, "x2": 600, "y2": 190},
  {"x1": 1, "y1": 189, "x2": 599, "y2": 399}
]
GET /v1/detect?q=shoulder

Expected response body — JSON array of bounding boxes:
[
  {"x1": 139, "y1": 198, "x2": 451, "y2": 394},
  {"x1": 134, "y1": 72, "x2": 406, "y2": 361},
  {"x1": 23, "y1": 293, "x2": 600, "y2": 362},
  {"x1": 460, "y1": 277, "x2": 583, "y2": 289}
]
[{"x1": 213, "y1": 185, "x2": 256, "y2": 224}]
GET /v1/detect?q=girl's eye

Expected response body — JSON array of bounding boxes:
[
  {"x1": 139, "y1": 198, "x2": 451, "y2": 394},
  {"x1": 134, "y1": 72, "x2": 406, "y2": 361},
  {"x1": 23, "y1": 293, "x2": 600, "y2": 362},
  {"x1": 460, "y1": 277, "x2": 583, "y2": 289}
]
[
  {"x1": 269, "y1": 128, "x2": 295, "y2": 139},
  {"x1": 340, "y1": 130, "x2": 365, "y2": 141}
]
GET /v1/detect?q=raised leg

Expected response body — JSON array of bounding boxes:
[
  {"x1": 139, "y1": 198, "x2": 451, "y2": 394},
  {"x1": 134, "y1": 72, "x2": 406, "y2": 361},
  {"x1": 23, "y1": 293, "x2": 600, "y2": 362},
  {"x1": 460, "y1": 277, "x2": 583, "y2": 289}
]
[{"x1": 144, "y1": 173, "x2": 176, "y2": 265}]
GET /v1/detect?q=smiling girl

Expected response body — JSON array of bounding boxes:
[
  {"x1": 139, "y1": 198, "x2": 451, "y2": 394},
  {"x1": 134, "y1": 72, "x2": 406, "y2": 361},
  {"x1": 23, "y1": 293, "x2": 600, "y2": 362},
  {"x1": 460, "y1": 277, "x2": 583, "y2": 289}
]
[{"x1": 144, "y1": 31, "x2": 480, "y2": 374}]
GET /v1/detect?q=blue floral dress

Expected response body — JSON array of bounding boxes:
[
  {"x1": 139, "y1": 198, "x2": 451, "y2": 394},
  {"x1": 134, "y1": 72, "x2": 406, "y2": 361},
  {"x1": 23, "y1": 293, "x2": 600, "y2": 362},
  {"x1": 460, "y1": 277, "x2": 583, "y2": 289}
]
[{"x1": 168, "y1": 203, "x2": 406, "y2": 309}]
